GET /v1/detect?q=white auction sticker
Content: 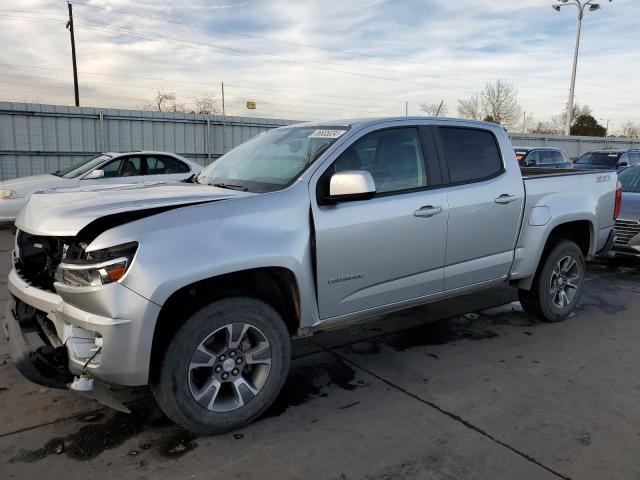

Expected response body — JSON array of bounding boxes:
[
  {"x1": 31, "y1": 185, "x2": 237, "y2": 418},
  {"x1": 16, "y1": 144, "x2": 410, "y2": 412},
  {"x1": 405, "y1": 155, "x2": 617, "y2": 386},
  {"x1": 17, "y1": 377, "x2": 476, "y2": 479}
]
[{"x1": 309, "y1": 129, "x2": 346, "y2": 139}]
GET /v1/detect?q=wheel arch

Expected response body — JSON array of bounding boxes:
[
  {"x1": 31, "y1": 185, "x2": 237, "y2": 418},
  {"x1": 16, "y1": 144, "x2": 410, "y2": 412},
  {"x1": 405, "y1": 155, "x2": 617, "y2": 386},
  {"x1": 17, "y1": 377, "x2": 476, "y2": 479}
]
[
  {"x1": 148, "y1": 266, "x2": 301, "y2": 383},
  {"x1": 514, "y1": 219, "x2": 594, "y2": 291}
]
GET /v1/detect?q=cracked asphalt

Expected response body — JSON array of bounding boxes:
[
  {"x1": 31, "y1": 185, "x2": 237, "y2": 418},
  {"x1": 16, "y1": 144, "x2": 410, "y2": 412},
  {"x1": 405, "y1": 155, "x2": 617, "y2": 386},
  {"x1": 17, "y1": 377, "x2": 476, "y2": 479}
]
[{"x1": 1, "y1": 226, "x2": 639, "y2": 479}]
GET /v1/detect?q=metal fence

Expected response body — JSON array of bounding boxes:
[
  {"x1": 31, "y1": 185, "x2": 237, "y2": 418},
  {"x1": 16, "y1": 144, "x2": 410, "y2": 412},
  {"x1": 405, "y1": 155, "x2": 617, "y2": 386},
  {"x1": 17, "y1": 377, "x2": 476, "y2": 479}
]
[
  {"x1": 0, "y1": 101, "x2": 297, "y2": 181},
  {"x1": 1, "y1": 101, "x2": 638, "y2": 181}
]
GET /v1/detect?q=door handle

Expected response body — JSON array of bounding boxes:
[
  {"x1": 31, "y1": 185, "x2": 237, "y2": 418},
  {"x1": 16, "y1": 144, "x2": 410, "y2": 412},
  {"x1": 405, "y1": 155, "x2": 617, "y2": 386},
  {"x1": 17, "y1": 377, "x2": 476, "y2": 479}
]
[
  {"x1": 414, "y1": 205, "x2": 442, "y2": 218},
  {"x1": 495, "y1": 194, "x2": 519, "y2": 205}
]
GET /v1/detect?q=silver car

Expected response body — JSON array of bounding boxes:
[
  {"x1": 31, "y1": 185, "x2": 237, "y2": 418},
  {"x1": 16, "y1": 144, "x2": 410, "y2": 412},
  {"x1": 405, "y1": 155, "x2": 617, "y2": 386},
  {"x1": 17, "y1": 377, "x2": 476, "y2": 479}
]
[{"x1": 0, "y1": 151, "x2": 202, "y2": 222}]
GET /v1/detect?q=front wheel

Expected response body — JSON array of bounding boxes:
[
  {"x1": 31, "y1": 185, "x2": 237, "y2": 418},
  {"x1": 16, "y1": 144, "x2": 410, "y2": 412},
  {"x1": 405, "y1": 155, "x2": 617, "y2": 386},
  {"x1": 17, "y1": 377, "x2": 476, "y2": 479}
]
[
  {"x1": 518, "y1": 240, "x2": 586, "y2": 322},
  {"x1": 152, "y1": 297, "x2": 291, "y2": 435}
]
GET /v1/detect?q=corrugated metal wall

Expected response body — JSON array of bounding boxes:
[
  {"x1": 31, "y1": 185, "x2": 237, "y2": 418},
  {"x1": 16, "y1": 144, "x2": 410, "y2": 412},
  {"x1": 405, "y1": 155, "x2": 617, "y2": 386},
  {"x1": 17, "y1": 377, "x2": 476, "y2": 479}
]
[
  {"x1": 1, "y1": 101, "x2": 638, "y2": 181},
  {"x1": 0, "y1": 102, "x2": 298, "y2": 181},
  {"x1": 508, "y1": 133, "x2": 639, "y2": 161}
]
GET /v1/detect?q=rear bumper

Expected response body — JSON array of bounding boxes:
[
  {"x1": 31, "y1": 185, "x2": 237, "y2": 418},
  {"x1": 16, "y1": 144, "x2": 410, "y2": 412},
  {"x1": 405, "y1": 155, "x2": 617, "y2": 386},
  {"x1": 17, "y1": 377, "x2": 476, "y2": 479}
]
[{"x1": 596, "y1": 228, "x2": 617, "y2": 257}]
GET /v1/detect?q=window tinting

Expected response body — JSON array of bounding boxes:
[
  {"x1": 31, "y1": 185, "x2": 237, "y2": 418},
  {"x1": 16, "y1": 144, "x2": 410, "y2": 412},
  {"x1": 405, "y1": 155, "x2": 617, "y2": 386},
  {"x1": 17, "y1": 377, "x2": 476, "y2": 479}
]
[
  {"x1": 618, "y1": 167, "x2": 640, "y2": 193},
  {"x1": 331, "y1": 128, "x2": 427, "y2": 194},
  {"x1": 553, "y1": 151, "x2": 566, "y2": 164},
  {"x1": 629, "y1": 152, "x2": 640, "y2": 165},
  {"x1": 539, "y1": 151, "x2": 554, "y2": 164},
  {"x1": 101, "y1": 156, "x2": 141, "y2": 178},
  {"x1": 439, "y1": 128, "x2": 502, "y2": 183},
  {"x1": 146, "y1": 156, "x2": 190, "y2": 175}
]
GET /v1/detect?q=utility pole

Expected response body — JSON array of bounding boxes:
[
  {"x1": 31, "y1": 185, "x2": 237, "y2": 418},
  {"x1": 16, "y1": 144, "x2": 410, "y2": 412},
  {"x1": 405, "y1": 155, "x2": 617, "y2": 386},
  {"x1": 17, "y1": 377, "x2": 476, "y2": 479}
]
[
  {"x1": 522, "y1": 112, "x2": 527, "y2": 133},
  {"x1": 552, "y1": 1, "x2": 613, "y2": 136},
  {"x1": 66, "y1": 2, "x2": 80, "y2": 106},
  {"x1": 405, "y1": 101, "x2": 408, "y2": 117},
  {"x1": 435, "y1": 100, "x2": 444, "y2": 117},
  {"x1": 221, "y1": 82, "x2": 227, "y2": 153}
]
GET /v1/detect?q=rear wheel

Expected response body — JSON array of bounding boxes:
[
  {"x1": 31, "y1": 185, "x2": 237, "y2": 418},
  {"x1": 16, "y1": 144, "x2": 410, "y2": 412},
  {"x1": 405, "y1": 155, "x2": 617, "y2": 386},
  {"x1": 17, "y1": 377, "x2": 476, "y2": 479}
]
[
  {"x1": 518, "y1": 240, "x2": 585, "y2": 322},
  {"x1": 152, "y1": 297, "x2": 291, "y2": 434}
]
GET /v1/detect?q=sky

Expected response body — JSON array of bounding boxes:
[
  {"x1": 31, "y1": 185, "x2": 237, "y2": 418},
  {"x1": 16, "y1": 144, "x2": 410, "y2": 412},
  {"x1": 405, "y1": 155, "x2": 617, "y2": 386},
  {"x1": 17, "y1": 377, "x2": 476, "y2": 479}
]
[{"x1": 0, "y1": 0, "x2": 637, "y2": 133}]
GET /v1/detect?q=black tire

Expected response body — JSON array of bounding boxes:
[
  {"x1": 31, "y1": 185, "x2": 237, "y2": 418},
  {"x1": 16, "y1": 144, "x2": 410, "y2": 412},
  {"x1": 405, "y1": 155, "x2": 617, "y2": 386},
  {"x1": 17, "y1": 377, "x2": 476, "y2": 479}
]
[
  {"x1": 151, "y1": 297, "x2": 291, "y2": 435},
  {"x1": 518, "y1": 240, "x2": 586, "y2": 322}
]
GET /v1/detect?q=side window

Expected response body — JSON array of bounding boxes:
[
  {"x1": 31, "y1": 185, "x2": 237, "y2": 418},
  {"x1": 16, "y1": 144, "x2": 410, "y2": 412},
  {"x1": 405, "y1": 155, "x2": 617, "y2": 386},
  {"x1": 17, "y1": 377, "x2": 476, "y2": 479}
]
[
  {"x1": 146, "y1": 156, "x2": 190, "y2": 175},
  {"x1": 439, "y1": 127, "x2": 503, "y2": 182},
  {"x1": 539, "y1": 151, "x2": 554, "y2": 164},
  {"x1": 630, "y1": 153, "x2": 640, "y2": 165},
  {"x1": 119, "y1": 156, "x2": 142, "y2": 177},
  {"x1": 555, "y1": 151, "x2": 567, "y2": 163},
  {"x1": 526, "y1": 151, "x2": 540, "y2": 165},
  {"x1": 330, "y1": 128, "x2": 427, "y2": 194},
  {"x1": 619, "y1": 153, "x2": 630, "y2": 165},
  {"x1": 100, "y1": 159, "x2": 122, "y2": 178}
]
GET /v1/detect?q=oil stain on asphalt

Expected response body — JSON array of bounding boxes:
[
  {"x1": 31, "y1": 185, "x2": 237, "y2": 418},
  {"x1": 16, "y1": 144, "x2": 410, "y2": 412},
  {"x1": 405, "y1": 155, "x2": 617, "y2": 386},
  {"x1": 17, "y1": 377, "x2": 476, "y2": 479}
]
[{"x1": 263, "y1": 356, "x2": 364, "y2": 419}]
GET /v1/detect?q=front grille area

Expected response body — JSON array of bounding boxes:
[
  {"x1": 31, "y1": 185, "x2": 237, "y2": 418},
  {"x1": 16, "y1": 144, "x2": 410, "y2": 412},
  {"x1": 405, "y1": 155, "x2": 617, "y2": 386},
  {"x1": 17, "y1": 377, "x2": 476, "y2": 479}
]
[
  {"x1": 614, "y1": 219, "x2": 640, "y2": 247},
  {"x1": 15, "y1": 231, "x2": 67, "y2": 292}
]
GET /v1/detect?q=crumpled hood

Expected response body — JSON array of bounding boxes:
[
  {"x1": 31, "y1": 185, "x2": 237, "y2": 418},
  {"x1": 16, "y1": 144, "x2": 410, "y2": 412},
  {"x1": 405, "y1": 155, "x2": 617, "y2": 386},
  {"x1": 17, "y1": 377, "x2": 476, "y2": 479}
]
[
  {"x1": 16, "y1": 182, "x2": 252, "y2": 237},
  {"x1": 0, "y1": 174, "x2": 76, "y2": 196}
]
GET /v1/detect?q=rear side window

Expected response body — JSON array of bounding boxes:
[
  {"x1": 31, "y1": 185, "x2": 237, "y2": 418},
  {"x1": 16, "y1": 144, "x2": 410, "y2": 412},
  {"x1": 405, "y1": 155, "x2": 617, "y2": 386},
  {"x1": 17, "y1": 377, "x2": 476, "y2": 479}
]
[
  {"x1": 539, "y1": 151, "x2": 554, "y2": 164},
  {"x1": 145, "y1": 156, "x2": 190, "y2": 175},
  {"x1": 630, "y1": 153, "x2": 640, "y2": 165},
  {"x1": 439, "y1": 127, "x2": 503, "y2": 183},
  {"x1": 554, "y1": 151, "x2": 567, "y2": 163}
]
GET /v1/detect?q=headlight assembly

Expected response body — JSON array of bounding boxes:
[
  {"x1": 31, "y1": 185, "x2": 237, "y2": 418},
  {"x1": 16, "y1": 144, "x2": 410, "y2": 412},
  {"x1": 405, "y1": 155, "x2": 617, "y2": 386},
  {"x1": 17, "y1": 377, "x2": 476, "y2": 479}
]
[
  {"x1": 0, "y1": 189, "x2": 19, "y2": 199},
  {"x1": 55, "y1": 242, "x2": 138, "y2": 287}
]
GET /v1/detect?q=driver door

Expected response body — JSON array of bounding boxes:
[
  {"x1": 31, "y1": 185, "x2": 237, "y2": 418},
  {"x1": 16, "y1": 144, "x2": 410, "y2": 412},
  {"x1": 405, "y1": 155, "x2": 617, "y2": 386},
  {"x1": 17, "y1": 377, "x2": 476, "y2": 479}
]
[{"x1": 311, "y1": 126, "x2": 448, "y2": 319}]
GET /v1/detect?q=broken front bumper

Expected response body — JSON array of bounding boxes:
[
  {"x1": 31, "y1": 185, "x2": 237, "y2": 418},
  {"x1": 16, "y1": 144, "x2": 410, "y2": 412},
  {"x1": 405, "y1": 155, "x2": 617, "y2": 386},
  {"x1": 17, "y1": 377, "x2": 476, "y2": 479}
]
[{"x1": 5, "y1": 268, "x2": 161, "y2": 386}]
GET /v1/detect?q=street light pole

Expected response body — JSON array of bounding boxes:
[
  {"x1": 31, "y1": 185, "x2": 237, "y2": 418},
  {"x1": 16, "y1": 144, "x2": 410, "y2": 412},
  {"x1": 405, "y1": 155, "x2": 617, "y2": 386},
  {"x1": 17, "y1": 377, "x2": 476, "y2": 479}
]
[{"x1": 552, "y1": 0, "x2": 612, "y2": 136}]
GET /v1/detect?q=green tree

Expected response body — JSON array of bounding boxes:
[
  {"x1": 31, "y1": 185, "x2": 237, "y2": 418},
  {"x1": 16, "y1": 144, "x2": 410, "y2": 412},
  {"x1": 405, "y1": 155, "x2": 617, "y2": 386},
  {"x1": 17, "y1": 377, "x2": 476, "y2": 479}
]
[{"x1": 570, "y1": 114, "x2": 606, "y2": 137}]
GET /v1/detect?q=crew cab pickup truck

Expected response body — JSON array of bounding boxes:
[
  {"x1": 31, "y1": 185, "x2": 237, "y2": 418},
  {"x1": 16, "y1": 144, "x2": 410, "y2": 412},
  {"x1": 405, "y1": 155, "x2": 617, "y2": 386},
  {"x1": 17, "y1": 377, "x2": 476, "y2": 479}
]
[{"x1": 4, "y1": 117, "x2": 620, "y2": 434}]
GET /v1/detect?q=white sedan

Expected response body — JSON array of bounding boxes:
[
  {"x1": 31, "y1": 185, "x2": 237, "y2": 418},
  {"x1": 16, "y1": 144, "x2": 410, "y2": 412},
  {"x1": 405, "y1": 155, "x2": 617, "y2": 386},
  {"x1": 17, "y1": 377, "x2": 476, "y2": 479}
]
[{"x1": 0, "y1": 151, "x2": 202, "y2": 222}]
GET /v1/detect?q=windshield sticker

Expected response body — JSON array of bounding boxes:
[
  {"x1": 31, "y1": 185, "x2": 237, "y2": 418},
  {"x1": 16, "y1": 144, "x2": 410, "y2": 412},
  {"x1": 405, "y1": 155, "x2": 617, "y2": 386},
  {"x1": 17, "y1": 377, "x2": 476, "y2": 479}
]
[{"x1": 309, "y1": 129, "x2": 346, "y2": 139}]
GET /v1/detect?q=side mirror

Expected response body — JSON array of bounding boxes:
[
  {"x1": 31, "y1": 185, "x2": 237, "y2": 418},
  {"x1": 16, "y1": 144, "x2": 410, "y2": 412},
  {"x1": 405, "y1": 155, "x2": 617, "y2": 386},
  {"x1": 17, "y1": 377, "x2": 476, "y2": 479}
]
[
  {"x1": 83, "y1": 169, "x2": 104, "y2": 180},
  {"x1": 326, "y1": 170, "x2": 375, "y2": 202},
  {"x1": 618, "y1": 162, "x2": 629, "y2": 168}
]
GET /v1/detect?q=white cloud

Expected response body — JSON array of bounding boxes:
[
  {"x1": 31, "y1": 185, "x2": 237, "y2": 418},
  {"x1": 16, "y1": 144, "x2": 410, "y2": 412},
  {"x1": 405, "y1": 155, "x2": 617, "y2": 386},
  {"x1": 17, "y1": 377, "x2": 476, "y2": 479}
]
[{"x1": 0, "y1": 0, "x2": 637, "y2": 131}]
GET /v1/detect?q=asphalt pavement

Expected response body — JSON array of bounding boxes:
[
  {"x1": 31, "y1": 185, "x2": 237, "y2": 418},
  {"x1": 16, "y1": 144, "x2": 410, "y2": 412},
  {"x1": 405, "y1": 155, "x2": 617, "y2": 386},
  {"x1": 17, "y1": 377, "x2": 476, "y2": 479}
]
[{"x1": 1, "y1": 226, "x2": 639, "y2": 480}]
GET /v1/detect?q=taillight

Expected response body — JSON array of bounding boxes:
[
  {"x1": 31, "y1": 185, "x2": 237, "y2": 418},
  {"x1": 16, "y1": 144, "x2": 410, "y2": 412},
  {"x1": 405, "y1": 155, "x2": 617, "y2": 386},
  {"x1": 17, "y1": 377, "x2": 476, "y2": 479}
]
[{"x1": 614, "y1": 181, "x2": 622, "y2": 220}]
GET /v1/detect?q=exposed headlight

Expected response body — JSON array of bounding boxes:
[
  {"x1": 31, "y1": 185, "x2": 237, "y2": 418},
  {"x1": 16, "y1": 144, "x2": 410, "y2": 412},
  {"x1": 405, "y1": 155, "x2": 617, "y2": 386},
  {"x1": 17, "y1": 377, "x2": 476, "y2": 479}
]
[
  {"x1": 55, "y1": 242, "x2": 138, "y2": 287},
  {"x1": 0, "y1": 189, "x2": 19, "y2": 199}
]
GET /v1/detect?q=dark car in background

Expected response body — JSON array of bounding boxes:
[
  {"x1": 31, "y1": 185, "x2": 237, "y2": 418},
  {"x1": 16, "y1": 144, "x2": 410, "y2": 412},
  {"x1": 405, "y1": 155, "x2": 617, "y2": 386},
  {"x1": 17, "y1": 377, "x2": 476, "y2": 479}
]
[
  {"x1": 573, "y1": 149, "x2": 640, "y2": 170},
  {"x1": 514, "y1": 147, "x2": 572, "y2": 169},
  {"x1": 613, "y1": 164, "x2": 640, "y2": 257}
]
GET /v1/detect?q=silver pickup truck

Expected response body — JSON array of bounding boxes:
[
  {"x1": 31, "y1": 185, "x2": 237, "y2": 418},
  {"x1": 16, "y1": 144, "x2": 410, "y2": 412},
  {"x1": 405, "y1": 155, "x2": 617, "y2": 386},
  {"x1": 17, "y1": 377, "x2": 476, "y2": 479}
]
[{"x1": 4, "y1": 117, "x2": 620, "y2": 434}]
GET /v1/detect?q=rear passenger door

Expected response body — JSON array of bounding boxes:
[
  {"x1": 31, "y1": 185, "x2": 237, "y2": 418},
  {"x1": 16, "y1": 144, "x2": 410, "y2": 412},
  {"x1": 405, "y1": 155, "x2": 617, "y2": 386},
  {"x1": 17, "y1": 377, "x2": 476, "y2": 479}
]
[
  {"x1": 433, "y1": 126, "x2": 525, "y2": 290},
  {"x1": 143, "y1": 155, "x2": 191, "y2": 183}
]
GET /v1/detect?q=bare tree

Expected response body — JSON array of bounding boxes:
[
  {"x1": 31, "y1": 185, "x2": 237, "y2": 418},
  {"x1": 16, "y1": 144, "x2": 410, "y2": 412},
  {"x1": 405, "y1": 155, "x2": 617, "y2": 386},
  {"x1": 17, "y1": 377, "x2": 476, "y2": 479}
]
[
  {"x1": 193, "y1": 94, "x2": 220, "y2": 115},
  {"x1": 480, "y1": 79, "x2": 521, "y2": 128},
  {"x1": 419, "y1": 101, "x2": 447, "y2": 117},
  {"x1": 457, "y1": 93, "x2": 483, "y2": 120},
  {"x1": 621, "y1": 121, "x2": 639, "y2": 139},
  {"x1": 147, "y1": 91, "x2": 177, "y2": 112},
  {"x1": 530, "y1": 115, "x2": 564, "y2": 135}
]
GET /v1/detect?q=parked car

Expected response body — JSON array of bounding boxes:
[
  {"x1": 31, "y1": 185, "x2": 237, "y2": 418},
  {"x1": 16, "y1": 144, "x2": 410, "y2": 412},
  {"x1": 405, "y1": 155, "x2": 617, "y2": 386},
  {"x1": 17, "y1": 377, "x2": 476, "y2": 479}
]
[
  {"x1": 514, "y1": 147, "x2": 572, "y2": 168},
  {"x1": 613, "y1": 164, "x2": 640, "y2": 256},
  {"x1": 0, "y1": 151, "x2": 202, "y2": 222},
  {"x1": 572, "y1": 149, "x2": 640, "y2": 170},
  {"x1": 5, "y1": 117, "x2": 619, "y2": 434}
]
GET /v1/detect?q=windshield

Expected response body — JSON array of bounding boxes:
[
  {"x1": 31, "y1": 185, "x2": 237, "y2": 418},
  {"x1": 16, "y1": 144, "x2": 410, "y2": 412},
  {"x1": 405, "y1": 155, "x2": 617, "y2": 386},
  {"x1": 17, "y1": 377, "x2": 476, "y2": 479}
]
[
  {"x1": 575, "y1": 152, "x2": 620, "y2": 167},
  {"x1": 618, "y1": 167, "x2": 640, "y2": 193},
  {"x1": 197, "y1": 126, "x2": 348, "y2": 192},
  {"x1": 54, "y1": 154, "x2": 112, "y2": 178}
]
